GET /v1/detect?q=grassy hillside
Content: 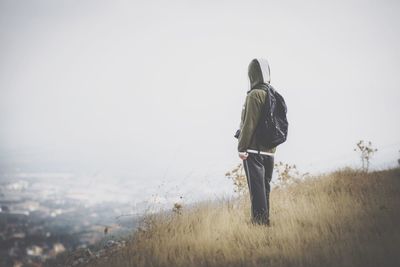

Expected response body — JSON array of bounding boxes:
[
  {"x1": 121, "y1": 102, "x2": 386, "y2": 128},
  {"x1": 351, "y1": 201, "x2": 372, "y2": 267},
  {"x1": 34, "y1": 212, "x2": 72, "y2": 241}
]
[{"x1": 75, "y1": 167, "x2": 400, "y2": 267}]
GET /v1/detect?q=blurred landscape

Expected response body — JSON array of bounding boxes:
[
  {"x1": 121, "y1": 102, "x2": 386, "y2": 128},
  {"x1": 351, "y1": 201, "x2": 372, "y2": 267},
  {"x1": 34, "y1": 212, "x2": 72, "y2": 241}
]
[
  {"x1": 1, "y1": 142, "x2": 399, "y2": 267},
  {"x1": 0, "y1": 172, "x2": 158, "y2": 267}
]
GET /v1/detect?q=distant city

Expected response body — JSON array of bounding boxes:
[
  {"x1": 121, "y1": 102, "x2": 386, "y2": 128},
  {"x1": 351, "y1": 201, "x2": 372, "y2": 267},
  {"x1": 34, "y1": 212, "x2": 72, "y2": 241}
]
[{"x1": 0, "y1": 172, "x2": 185, "y2": 266}]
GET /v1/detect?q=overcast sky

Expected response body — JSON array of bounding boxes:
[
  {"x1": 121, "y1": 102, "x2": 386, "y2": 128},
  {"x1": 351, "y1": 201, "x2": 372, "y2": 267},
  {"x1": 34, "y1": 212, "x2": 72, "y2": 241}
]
[{"x1": 1, "y1": 0, "x2": 400, "y2": 200}]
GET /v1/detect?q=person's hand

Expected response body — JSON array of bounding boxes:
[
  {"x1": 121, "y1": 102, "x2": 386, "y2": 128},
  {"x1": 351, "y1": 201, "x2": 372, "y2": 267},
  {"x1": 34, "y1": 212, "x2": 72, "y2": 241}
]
[{"x1": 238, "y1": 152, "x2": 249, "y2": 160}]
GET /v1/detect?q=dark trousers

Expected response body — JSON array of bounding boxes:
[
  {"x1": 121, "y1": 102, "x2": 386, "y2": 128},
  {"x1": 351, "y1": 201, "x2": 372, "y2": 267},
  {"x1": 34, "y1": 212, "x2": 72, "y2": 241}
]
[{"x1": 243, "y1": 153, "x2": 274, "y2": 225}]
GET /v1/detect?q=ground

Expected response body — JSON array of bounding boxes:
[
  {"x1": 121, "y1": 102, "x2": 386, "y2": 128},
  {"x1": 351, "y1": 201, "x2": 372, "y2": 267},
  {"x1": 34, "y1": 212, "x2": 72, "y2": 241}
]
[{"x1": 53, "y1": 167, "x2": 400, "y2": 267}]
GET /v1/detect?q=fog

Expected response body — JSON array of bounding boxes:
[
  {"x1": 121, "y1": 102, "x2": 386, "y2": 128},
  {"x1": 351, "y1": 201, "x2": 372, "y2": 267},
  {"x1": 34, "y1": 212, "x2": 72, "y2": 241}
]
[{"x1": 1, "y1": 0, "x2": 400, "y2": 203}]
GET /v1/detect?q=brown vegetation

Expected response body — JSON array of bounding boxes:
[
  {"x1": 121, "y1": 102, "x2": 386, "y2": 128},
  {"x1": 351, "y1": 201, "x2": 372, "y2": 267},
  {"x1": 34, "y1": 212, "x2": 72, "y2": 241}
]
[{"x1": 77, "y1": 167, "x2": 400, "y2": 267}]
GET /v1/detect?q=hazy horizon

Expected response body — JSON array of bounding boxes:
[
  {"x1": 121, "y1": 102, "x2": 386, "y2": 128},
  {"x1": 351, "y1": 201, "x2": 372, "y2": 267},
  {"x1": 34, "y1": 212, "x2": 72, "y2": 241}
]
[{"x1": 1, "y1": 0, "x2": 400, "y2": 202}]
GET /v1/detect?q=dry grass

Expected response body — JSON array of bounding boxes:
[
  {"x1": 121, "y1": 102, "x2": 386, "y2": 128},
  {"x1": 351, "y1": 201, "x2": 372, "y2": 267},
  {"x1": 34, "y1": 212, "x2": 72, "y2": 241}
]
[{"x1": 87, "y1": 167, "x2": 400, "y2": 267}]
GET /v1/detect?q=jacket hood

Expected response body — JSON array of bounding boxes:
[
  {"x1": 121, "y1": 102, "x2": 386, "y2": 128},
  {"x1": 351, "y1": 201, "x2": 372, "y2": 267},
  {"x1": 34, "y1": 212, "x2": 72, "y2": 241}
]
[{"x1": 248, "y1": 58, "x2": 271, "y2": 90}]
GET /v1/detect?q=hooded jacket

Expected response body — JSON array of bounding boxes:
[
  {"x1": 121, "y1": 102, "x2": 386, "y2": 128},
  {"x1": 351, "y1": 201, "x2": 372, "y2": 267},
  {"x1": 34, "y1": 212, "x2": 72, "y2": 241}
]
[{"x1": 238, "y1": 58, "x2": 277, "y2": 154}]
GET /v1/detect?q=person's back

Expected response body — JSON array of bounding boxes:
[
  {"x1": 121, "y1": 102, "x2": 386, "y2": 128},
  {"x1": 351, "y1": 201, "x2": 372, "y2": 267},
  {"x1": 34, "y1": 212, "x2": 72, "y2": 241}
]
[
  {"x1": 237, "y1": 58, "x2": 276, "y2": 226},
  {"x1": 238, "y1": 88, "x2": 277, "y2": 154}
]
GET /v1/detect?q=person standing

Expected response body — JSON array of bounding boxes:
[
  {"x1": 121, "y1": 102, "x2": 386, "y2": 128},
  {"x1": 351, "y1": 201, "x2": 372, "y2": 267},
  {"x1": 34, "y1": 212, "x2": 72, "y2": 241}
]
[{"x1": 237, "y1": 58, "x2": 276, "y2": 226}]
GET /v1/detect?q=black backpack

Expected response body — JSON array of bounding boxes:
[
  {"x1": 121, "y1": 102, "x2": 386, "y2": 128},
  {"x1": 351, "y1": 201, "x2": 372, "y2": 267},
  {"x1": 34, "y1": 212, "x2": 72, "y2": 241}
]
[{"x1": 255, "y1": 83, "x2": 289, "y2": 149}]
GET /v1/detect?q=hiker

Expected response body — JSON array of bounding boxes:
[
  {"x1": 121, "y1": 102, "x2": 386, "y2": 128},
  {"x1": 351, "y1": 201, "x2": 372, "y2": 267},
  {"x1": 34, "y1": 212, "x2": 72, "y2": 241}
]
[{"x1": 236, "y1": 58, "x2": 277, "y2": 226}]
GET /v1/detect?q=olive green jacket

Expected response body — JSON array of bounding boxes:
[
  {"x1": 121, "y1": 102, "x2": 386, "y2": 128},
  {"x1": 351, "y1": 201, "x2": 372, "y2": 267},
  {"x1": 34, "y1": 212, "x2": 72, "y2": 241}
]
[{"x1": 238, "y1": 88, "x2": 277, "y2": 153}]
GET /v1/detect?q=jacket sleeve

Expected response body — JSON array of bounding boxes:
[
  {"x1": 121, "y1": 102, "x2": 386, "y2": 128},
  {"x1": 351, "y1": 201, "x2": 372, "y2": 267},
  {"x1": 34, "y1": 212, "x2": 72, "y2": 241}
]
[{"x1": 238, "y1": 94, "x2": 263, "y2": 152}]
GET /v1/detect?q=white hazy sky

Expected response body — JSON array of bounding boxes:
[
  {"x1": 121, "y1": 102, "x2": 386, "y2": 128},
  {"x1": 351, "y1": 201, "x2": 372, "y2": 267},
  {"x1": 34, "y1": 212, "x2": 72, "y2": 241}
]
[{"x1": 1, "y1": 0, "x2": 400, "y2": 199}]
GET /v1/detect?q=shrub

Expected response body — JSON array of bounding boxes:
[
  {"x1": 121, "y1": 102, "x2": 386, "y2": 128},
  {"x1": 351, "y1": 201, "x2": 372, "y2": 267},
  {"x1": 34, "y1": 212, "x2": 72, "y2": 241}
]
[{"x1": 354, "y1": 140, "x2": 378, "y2": 172}]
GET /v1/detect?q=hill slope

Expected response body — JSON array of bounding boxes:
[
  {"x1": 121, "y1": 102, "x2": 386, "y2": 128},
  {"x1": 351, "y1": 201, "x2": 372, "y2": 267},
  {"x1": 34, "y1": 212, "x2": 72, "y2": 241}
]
[{"x1": 73, "y1": 167, "x2": 400, "y2": 267}]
